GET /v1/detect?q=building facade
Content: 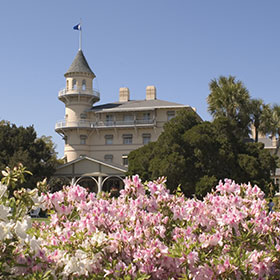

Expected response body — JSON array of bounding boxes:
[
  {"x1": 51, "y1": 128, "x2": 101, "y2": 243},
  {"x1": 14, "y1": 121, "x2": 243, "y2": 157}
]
[{"x1": 55, "y1": 49, "x2": 199, "y2": 192}]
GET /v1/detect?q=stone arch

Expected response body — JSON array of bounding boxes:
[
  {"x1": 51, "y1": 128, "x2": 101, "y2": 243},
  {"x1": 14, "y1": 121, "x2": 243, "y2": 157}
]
[
  {"x1": 101, "y1": 175, "x2": 124, "y2": 196},
  {"x1": 75, "y1": 176, "x2": 98, "y2": 193}
]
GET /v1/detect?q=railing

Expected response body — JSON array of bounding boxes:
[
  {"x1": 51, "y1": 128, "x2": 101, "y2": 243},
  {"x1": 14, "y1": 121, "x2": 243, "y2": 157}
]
[
  {"x1": 55, "y1": 119, "x2": 155, "y2": 130},
  {"x1": 58, "y1": 88, "x2": 100, "y2": 99},
  {"x1": 95, "y1": 119, "x2": 155, "y2": 128},
  {"x1": 55, "y1": 120, "x2": 92, "y2": 130}
]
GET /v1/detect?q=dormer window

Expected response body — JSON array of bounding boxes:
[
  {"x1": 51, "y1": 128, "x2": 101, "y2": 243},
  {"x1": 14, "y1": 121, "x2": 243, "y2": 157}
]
[
  {"x1": 72, "y1": 79, "x2": 77, "y2": 90},
  {"x1": 82, "y1": 80, "x2": 86, "y2": 91}
]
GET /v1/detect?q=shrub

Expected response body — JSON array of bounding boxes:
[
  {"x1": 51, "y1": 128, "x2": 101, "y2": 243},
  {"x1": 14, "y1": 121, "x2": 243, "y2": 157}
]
[{"x1": 1, "y1": 169, "x2": 280, "y2": 279}]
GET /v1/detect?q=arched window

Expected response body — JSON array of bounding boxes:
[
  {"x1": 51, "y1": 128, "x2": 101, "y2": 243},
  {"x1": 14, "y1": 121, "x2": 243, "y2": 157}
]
[
  {"x1": 66, "y1": 80, "x2": 69, "y2": 90},
  {"x1": 82, "y1": 80, "x2": 86, "y2": 91},
  {"x1": 72, "y1": 79, "x2": 77, "y2": 89}
]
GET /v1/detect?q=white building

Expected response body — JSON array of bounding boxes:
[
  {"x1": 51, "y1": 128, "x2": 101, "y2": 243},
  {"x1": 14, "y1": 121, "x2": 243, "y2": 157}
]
[{"x1": 55, "y1": 49, "x2": 200, "y2": 192}]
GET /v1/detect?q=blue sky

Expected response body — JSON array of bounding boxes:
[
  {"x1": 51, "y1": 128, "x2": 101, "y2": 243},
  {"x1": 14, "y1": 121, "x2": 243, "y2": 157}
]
[{"x1": 1, "y1": 1, "x2": 280, "y2": 157}]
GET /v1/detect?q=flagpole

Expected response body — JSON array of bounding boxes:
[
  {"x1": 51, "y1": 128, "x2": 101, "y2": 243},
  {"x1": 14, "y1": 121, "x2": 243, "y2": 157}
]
[{"x1": 79, "y1": 19, "x2": 82, "y2": 50}]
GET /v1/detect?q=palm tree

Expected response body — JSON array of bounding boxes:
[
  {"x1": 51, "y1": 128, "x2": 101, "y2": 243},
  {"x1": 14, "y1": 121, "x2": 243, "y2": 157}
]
[
  {"x1": 258, "y1": 104, "x2": 280, "y2": 154},
  {"x1": 207, "y1": 76, "x2": 251, "y2": 135},
  {"x1": 271, "y1": 105, "x2": 280, "y2": 138},
  {"x1": 249, "y1": 98, "x2": 267, "y2": 142}
]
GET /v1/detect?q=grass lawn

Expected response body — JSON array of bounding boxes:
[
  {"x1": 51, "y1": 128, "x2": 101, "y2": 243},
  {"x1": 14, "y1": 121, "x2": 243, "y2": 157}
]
[{"x1": 31, "y1": 217, "x2": 50, "y2": 224}]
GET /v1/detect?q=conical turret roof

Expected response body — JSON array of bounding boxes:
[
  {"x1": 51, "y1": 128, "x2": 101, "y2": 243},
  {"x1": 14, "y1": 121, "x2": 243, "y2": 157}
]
[{"x1": 65, "y1": 50, "x2": 95, "y2": 78}]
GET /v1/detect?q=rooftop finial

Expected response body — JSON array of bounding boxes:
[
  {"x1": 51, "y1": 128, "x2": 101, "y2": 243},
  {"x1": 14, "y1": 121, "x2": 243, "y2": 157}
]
[{"x1": 73, "y1": 19, "x2": 82, "y2": 50}]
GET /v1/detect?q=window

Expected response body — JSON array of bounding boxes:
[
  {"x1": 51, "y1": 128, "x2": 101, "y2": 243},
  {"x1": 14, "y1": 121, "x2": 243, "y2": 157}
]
[
  {"x1": 123, "y1": 114, "x2": 134, "y2": 124},
  {"x1": 142, "y1": 133, "x2": 151, "y2": 145},
  {"x1": 80, "y1": 113, "x2": 87, "y2": 119},
  {"x1": 167, "y1": 111, "x2": 175, "y2": 121},
  {"x1": 80, "y1": 135, "x2": 87, "y2": 145},
  {"x1": 106, "y1": 115, "x2": 114, "y2": 126},
  {"x1": 122, "y1": 155, "x2": 128, "y2": 166},
  {"x1": 82, "y1": 80, "x2": 86, "y2": 90},
  {"x1": 72, "y1": 79, "x2": 77, "y2": 89},
  {"x1": 104, "y1": 154, "x2": 113, "y2": 163},
  {"x1": 123, "y1": 134, "x2": 133, "y2": 144},
  {"x1": 105, "y1": 134, "x2": 113, "y2": 145},
  {"x1": 66, "y1": 80, "x2": 69, "y2": 90},
  {"x1": 143, "y1": 112, "x2": 151, "y2": 120}
]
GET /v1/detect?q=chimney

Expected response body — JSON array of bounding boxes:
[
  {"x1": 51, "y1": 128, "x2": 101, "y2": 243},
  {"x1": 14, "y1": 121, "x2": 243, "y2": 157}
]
[
  {"x1": 146, "y1": 85, "x2": 156, "y2": 100},
  {"x1": 119, "y1": 87, "x2": 130, "y2": 102}
]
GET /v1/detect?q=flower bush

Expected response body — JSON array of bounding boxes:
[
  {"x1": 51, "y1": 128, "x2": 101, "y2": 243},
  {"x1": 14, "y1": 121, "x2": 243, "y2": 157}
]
[{"x1": 1, "y1": 169, "x2": 280, "y2": 279}]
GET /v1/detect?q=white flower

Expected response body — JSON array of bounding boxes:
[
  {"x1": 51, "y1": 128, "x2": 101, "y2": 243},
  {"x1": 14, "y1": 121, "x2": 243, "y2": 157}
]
[
  {"x1": 0, "y1": 221, "x2": 13, "y2": 241},
  {"x1": 14, "y1": 217, "x2": 31, "y2": 240},
  {"x1": 28, "y1": 188, "x2": 45, "y2": 208},
  {"x1": 92, "y1": 231, "x2": 107, "y2": 245},
  {"x1": 63, "y1": 256, "x2": 79, "y2": 275},
  {"x1": 0, "y1": 223, "x2": 6, "y2": 241},
  {"x1": 0, "y1": 205, "x2": 10, "y2": 222},
  {"x1": 29, "y1": 237, "x2": 41, "y2": 252},
  {"x1": 0, "y1": 183, "x2": 7, "y2": 199}
]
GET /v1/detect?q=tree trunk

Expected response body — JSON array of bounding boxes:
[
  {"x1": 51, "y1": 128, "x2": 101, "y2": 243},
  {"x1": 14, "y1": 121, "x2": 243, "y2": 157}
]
[{"x1": 255, "y1": 129, "x2": 259, "y2": 142}]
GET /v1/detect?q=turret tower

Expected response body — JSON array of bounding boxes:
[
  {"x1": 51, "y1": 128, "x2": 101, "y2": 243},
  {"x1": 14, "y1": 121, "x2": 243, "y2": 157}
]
[{"x1": 55, "y1": 50, "x2": 100, "y2": 162}]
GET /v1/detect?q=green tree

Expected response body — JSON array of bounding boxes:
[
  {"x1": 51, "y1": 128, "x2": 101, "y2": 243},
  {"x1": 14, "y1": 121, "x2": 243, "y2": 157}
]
[
  {"x1": 128, "y1": 112, "x2": 276, "y2": 197},
  {"x1": 128, "y1": 142, "x2": 156, "y2": 182},
  {"x1": 148, "y1": 109, "x2": 202, "y2": 195},
  {"x1": 207, "y1": 75, "x2": 251, "y2": 136},
  {"x1": 128, "y1": 109, "x2": 202, "y2": 194},
  {"x1": 0, "y1": 122, "x2": 60, "y2": 189}
]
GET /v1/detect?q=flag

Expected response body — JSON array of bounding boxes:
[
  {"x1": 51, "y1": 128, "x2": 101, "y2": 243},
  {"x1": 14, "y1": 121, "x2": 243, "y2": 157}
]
[{"x1": 73, "y1": 23, "x2": 81, "y2": 30}]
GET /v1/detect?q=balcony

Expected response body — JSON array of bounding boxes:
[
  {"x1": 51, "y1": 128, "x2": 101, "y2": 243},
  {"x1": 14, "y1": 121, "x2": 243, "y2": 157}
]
[
  {"x1": 96, "y1": 119, "x2": 155, "y2": 128},
  {"x1": 55, "y1": 120, "x2": 92, "y2": 131},
  {"x1": 55, "y1": 118, "x2": 155, "y2": 131},
  {"x1": 58, "y1": 88, "x2": 100, "y2": 100}
]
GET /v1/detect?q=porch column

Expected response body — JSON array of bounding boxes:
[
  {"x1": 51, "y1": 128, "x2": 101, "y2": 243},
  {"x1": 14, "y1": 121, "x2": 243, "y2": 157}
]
[
  {"x1": 71, "y1": 177, "x2": 76, "y2": 185},
  {"x1": 98, "y1": 176, "x2": 102, "y2": 193}
]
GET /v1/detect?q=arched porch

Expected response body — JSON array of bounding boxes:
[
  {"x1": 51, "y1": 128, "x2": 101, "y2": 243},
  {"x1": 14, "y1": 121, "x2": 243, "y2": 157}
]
[{"x1": 54, "y1": 156, "x2": 127, "y2": 194}]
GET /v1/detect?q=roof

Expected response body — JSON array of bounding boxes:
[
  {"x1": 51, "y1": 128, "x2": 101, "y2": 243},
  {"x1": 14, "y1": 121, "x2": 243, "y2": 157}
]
[
  {"x1": 65, "y1": 50, "x2": 95, "y2": 77},
  {"x1": 258, "y1": 137, "x2": 276, "y2": 149},
  {"x1": 274, "y1": 168, "x2": 280, "y2": 176},
  {"x1": 90, "y1": 99, "x2": 190, "y2": 113},
  {"x1": 56, "y1": 156, "x2": 127, "y2": 174}
]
